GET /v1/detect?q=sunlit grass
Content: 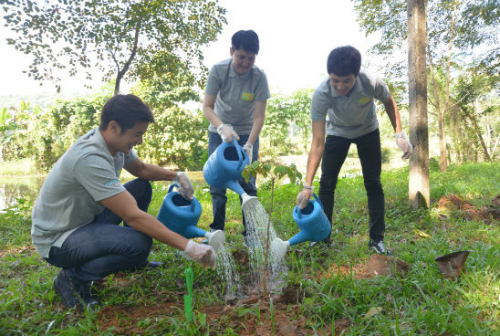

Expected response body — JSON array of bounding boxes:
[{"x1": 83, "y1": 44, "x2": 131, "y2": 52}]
[{"x1": 1, "y1": 161, "x2": 499, "y2": 334}]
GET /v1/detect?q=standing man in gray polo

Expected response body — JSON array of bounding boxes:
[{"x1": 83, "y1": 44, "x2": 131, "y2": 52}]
[
  {"x1": 296, "y1": 46, "x2": 412, "y2": 255},
  {"x1": 202, "y1": 30, "x2": 270, "y2": 240}
]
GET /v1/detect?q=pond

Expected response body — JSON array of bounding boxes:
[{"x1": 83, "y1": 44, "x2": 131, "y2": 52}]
[{"x1": 0, "y1": 172, "x2": 208, "y2": 213}]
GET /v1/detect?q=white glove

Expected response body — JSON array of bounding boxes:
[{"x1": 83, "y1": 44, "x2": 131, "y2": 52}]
[
  {"x1": 395, "y1": 131, "x2": 413, "y2": 160},
  {"x1": 217, "y1": 124, "x2": 239, "y2": 142},
  {"x1": 243, "y1": 142, "x2": 253, "y2": 164},
  {"x1": 180, "y1": 240, "x2": 216, "y2": 270},
  {"x1": 296, "y1": 185, "x2": 314, "y2": 210},
  {"x1": 175, "y1": 172, "x2": 194, "y2": 200}
]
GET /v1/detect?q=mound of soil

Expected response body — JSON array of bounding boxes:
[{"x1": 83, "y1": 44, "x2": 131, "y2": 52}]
[{"x1": 437, "y1": 194, "x2": 500, "y2": 222}]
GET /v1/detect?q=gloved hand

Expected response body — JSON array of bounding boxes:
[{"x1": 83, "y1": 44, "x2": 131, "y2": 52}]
[
  {"x1": 217, "y1": 124, "x2": 239, "y2": 142},
  {"x1": 243, "y1": 142, "x2": 253, "y2": 164},
  {"x1": 175, "y1": 172, "x2": 194, "y2": 200},
  {"x1": 180, "y1": 240, "x2": 216, "y2": 270},
  {"x1": 296, "y1": 185, "x2": 314, "y2": 210},
  {"x1": 395, "y1": 131, "x2": 413, "y2": 159}
]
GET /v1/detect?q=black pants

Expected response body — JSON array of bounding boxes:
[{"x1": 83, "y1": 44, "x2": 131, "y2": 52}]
[{"x1": 319, "y1": 129, "x2": 385, "y2": 242}]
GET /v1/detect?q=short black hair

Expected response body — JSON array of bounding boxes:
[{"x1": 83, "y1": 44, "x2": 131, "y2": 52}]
[
  {"x1": 231, "y1": 30, "x2": 260, "y2": 54},
  {"x1": 327, "y1": 46, "x2": 362, "y2": 76},
  {"x1": 99, "y1": 94, "x2": 155, "y2": 133}
]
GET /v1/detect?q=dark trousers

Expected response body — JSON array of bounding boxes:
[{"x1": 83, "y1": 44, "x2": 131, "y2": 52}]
[
  {"x1": 208, "y1": 131, "x2": 259, "y2": 235},
  {"x1": 319, "y1": 129, "x2": 385, "y2": 242},
  {"x1": 45, "y1": 178, "x2": 153, "y2": 282}
]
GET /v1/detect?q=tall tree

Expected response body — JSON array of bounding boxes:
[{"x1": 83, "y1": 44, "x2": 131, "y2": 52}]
[
  {"x1": 407, "y1": 0, "x2": 429, "y2": 209},
  {"x1": 2, "y1": 0, "x2": 227, "y2": 95},
  {"x1": 352, "y1": 0, "x2": 500, "y2": 170}
]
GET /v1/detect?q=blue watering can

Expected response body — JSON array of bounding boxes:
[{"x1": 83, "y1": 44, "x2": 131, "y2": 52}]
[
  {"x1": 157, "y1": 183, "x2": 225, "y2": 251},
  {"x1": 272, "y1": 194, "x2": 332, "y2": 257},
  {"x1": 203, "y1": 138, "x2": 257, "y2": 208}
]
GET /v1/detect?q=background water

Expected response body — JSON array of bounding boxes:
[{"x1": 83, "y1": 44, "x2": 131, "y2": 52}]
[{"x1": 0, "y1": 172, "x2": 208, "y2": 212}]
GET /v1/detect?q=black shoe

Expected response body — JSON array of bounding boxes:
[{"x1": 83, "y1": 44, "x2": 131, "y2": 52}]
[
  {"x1": 134, "y1": 261, "x2": 164, "y2": 272},
  {"x1": 146, "y1": 261, "x2": 163, "y2": 270},
  {"x1": 79, "y1": 281, "x2": 100, "y2": 307},
  {"x1": 369, "y1": 239, "x2": 391, "y2": 255},
  {"x1": 53, "y1": 270, "x2": 98, "y2": 308}
]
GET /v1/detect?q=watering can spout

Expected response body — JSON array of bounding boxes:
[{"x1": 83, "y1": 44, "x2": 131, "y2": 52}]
[
  {"x1": 226, "y1": 180, "x2": 246, "y2": 196},
  {"x1": 288, "y1": 230, "x2": 313, "y2": 246}
]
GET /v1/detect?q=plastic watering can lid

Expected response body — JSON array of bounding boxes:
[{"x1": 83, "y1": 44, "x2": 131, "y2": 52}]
[{"x1": 168, "y1": 182, "x2": 196, "y2": 212}]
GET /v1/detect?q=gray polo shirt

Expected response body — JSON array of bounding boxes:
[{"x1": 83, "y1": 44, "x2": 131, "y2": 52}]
[
  {"x1": 310, "y1": 72, "x2": 391, "y2": 139},
  {"x1": 205, "y1": 58, "x2": 270, "y2": 135},
  {"x1": 31, "y1": 128, "x2": 138, "y2": 258}
]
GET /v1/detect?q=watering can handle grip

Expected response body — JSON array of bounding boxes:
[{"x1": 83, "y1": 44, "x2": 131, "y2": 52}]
[
  {"x1": 232, "y1": 138, "x2": 244, "y2": 169},
  {"x1": 313, "y1": 193, "x2": 324, "y2": 210},
  {"x1": 168, "y1": 182, "x2": 179, "y2": 193}
]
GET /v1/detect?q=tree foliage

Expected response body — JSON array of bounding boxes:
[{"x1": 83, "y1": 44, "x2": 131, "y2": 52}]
[
  {"x1": 2, "y1": 0, "x2": 227, "y2": 94},
  {"x1": 261, "y1": 89, "x2": 313, "y2": 159},
  {"x1": 352, "y1": 0, "x2": 500, "y2": 167}
]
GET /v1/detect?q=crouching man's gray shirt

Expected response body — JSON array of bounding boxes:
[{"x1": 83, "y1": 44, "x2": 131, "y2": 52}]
[{"x1": 31, "y1": 128, "x2": 137, "y2": 258}]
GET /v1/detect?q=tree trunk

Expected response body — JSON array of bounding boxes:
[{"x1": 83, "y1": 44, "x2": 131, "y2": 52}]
[{"x1": 407, "y1": 0, "x2": 430, "y2": 209}]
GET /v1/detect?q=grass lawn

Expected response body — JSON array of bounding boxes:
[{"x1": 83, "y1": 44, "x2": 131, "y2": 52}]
[{"x1": 1, "y1": 161, "x2": 499, "y2": 335}]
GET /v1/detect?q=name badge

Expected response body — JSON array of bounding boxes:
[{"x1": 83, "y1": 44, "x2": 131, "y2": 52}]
[
  {"x1": 358, "y1": 96, "x2": 371, "y2": 105},
  {"x1": 242, "y1": 92, "x2": 255, "y2": 101}
]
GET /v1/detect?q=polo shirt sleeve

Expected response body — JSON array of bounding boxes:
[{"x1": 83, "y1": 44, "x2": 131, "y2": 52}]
[
  {"x1": 254, "y1": 70, "x2": 271, "y2": 101},
  {"x1": 124, "y1": 149, "x2": 138, "y2": 165},
  {"x1": 310, "y1": 88, "x2": 329, "y2": 122},
  {"x1": 205, "y1": 64, "x2": 222, "y2": 97},
  {"x1": 74, "y1": 153, "x2": 125, "y2": 202},
  {"x1": 373, "y1": 76, "x2": 391, "y2": 103}
]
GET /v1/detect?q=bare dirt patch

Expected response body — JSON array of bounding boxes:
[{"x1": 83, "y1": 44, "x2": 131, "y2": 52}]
[{"x1": 437, "y1": 194, "x2": 500, "y2": 222}]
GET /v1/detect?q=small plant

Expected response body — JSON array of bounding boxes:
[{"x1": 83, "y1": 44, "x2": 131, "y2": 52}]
[{"x1": 243, "y1": 161, "x2": 302, "y2": 297}]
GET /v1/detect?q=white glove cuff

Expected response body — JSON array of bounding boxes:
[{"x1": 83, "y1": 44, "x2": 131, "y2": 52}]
[
  {"x1": 303, "y1": 183, "x2": 315, "y2": 191},
  {"x1": 395, "y1": 131, "x2": 408, "y2": 140},
  {"x1": 217, "y1": 124, "x2": 232, "y2": 133}
]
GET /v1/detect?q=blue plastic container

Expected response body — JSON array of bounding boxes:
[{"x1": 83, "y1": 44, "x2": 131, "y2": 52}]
[
  {"x1": 157, "y1": 183, "x2": 206, "y2": 239},
  {"x1": 203, "y1": 138, "x2": 250, "y2": 195},
  {"x1": 289, "y1": 194, "x2": 332, "y2": 245}
]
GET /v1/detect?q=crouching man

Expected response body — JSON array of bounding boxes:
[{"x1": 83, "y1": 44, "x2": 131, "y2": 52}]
[{"x1": 31, "y1": 94, "x2": 215, "y2": 308}]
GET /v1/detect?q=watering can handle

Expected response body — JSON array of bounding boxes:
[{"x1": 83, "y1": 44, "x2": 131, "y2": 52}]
[
  {"x1": 231, "y1": 138, "x2": 244, "y2": 169},
  {"x1": 169, "y1": 182, "x2": 196, "y2": 212},
  {"x1": 294, "y1": 206, "x2": 302, "y2": 219},
  {"x1": 313, "y1": 193, "x2": 324, "y2": 210},
  {"x1": 168, "y1": 182, "x2": 179, "y2": 193}
]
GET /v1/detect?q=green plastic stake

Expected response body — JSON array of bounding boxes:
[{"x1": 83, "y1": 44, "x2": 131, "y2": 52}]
[{"x1": 184, "y1": 268, "x2": 193, "y2": 323}]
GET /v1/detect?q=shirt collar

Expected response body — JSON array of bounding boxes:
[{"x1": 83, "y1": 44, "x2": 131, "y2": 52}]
[{"x1": 228, "y1": 59, "x2": 252, "y2": 79}]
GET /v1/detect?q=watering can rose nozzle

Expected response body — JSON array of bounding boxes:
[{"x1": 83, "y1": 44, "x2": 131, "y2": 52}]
[
  {"x1": 271, "y1": 238, "x2": 290, "y2": 259},
  {"x1": 205, "y1": 230, "x2": 226, "y2": 253},
  {"x1": 241, "y1": 193, "x2": 259, "y2": 210}
]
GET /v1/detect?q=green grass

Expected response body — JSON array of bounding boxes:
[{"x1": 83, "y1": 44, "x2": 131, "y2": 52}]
[{"x1": 1, "y1": 161, "x2": 500, "y2": 335}]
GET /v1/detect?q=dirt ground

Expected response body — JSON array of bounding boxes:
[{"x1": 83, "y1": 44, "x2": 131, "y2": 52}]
[
  {"x1": 95, "y1": 193, "x2": 500, "y2": 335},
  {"x1": 437, "y1": 194, "x2": 500, "y2": 222}
]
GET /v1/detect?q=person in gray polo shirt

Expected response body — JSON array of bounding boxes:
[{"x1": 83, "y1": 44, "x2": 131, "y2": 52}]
[
  {"x1": 32, "y1": 94, "x2": 216, "y2": 308},
  {"x1": 202, "y1": 30, "x2": 270, "y2": 239},
  {"x1": 296, "y1": 46, "x2": 412, "y2": 255}
]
